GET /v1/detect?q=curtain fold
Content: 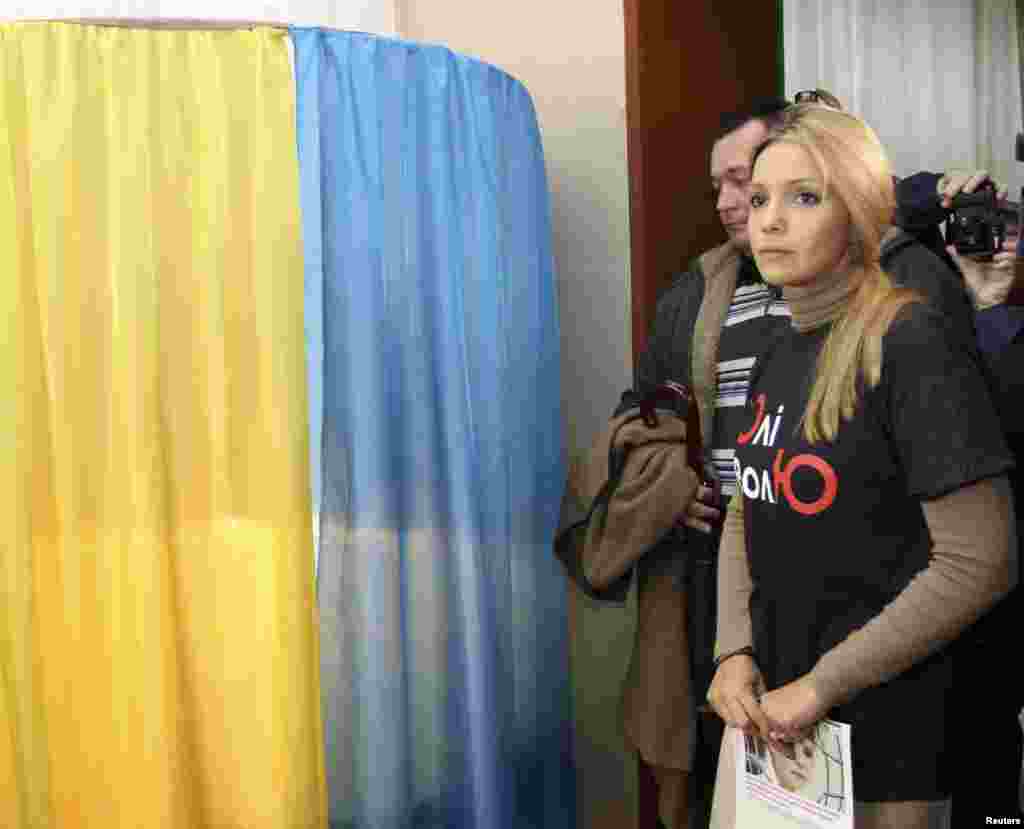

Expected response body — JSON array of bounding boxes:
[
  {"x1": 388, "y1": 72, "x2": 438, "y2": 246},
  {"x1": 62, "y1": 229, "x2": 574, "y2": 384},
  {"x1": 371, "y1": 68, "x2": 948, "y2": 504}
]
[
  {"x1": 976, "y1": 0, "x2": 1023, "y2": 192},
  {"x1": 0, "y1": 21, "x2": 326, "y2": 828},
  {"x1": 783, "y1": 0, "x2": 1023, "y2": 195},
  {"x1": 1019, "y1": 0, "x2": 1024, "y2": 125},
  {"x1": 291, "y1": 27, "x2": 575, "y2": 829}
]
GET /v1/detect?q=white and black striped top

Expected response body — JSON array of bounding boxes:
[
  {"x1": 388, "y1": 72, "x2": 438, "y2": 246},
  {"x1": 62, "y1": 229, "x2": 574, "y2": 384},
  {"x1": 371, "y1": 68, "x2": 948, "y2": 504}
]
[{"x1": 712, "y1": 271, "x2": 791, "y2": 498}]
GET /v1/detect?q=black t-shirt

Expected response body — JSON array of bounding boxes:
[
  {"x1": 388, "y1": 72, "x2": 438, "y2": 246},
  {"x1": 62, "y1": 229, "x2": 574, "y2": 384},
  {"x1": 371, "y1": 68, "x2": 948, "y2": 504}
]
[
  {"x1": 732, "y1": 302, "x2": 1013, "y2": 798},
  {"x1": 735, "y1": 302, "x2": 1012, "y2": 687}
]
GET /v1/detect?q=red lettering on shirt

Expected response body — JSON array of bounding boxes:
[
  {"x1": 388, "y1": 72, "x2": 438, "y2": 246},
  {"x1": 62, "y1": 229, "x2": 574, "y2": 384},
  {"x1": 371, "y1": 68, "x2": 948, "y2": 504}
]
[
  {"x1": 773, "y1": 452, "x2": 839, "y2": 516},
  {"x1": 737, "y1": 393, "x2": 766, "y2": 446}
]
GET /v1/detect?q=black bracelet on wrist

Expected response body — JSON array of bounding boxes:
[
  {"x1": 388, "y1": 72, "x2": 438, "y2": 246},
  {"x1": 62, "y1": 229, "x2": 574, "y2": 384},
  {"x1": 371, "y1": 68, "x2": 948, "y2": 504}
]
[{"x1": 713, "y1": 645, "x2": 755, "y2": 671}]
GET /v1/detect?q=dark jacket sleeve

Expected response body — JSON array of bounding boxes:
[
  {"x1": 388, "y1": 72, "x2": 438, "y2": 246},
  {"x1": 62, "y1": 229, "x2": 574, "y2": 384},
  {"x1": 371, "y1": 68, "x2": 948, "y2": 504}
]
[
  {"x1": 615, "y1": 263, "x2": 706, "y2": 417},
  {"x1": 984, "y1": 332, "x2": 1024, "y2": 511},
  {"x1": 881, "y1": 232, "x2": 977, "y2": 358},
  {"x1": 894, "y1": 172, "x2": 947, "y2": 233},
  {"x1": 893, "y1": 172, "x2": 959, "y2": 272},
  {"x1": 975, "y1": 306, "x2": 1024, "y2": 358}
]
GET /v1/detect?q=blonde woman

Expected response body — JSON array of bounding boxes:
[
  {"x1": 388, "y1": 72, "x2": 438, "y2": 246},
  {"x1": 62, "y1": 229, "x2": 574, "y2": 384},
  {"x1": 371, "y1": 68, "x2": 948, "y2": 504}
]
[{"x1": 706, "y1": 105, "x2": 1018, "y2": 828}]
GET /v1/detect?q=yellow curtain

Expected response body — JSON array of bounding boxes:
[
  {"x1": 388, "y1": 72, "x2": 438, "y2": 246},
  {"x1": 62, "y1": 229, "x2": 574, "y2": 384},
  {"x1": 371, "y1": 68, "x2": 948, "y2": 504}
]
[{"x1": 0, "y1": 22, "x2": 326, "y2": 828}]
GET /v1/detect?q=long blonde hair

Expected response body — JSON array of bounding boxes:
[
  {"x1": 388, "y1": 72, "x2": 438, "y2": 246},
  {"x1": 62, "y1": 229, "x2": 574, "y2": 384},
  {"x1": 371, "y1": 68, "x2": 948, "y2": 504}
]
[{"x1": 756, "y1": 105, "x2": 920, "y2": 443}]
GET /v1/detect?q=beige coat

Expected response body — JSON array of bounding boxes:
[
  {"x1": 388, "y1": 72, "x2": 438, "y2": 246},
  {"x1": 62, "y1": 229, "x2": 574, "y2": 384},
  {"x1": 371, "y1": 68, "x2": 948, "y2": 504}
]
[{"x1": 564, "y1": 240, "x2": 745, "y2": 771}]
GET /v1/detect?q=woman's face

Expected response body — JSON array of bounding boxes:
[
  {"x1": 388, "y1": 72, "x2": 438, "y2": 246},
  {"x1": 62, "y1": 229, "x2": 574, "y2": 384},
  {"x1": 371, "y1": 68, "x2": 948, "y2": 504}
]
[
  {"x1": 748, "y1": 141, "x2": 852, "y2": 288},
  {"x1": 771, "y1": 735, "x2": 818, "y2": 793}
]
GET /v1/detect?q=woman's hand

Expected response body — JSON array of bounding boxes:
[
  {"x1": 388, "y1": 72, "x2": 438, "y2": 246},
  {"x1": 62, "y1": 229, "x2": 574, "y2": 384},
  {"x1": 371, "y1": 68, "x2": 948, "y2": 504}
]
[
  {"x1": 758, "y1": 676, "x2": 830, "y2": 742},
  {"x1": 707, "y1": 654, "x2": 770, "y2": 736}
]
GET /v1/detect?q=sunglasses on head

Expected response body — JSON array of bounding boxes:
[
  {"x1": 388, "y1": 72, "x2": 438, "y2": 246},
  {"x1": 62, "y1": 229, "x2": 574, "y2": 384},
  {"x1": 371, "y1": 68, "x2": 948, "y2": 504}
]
[{"x1": 794, "y1": 90, "x2": 823, "y2": 104}]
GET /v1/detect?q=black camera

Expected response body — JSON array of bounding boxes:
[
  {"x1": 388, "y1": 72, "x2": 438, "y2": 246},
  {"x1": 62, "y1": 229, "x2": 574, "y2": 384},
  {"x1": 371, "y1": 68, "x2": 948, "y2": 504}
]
[
  {"x1": 945, "y1": 132, "x2": 1024, "y2": 259},
  {"x1": 944, "y1": 183, "x2": 1018, "y2": 258}
]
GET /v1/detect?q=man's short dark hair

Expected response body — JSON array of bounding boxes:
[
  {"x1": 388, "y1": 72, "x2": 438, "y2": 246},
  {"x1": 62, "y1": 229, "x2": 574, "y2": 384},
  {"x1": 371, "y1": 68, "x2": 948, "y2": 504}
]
[{"x1": 717, "y1": 98, "x2": 790, "y2": 141}]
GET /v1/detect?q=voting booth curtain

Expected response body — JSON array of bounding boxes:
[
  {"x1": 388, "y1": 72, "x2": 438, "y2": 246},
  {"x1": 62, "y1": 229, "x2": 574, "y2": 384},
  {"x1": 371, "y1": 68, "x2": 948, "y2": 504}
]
[
  {"x1": 0, "y1": 22, "x2": 326, "y2": 828},
  {"x1": 0, "y1": 19, "x2": 571, "y2": 829},
  {"x1": 292, "y1": 28, "x2": 575, "y2": 829}
]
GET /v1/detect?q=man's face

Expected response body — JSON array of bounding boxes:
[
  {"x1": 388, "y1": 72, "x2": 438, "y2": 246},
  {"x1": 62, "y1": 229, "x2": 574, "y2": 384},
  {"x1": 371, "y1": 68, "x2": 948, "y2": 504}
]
[{"x1": 710, "y1": 119, "x2": 771, "y2": 250}]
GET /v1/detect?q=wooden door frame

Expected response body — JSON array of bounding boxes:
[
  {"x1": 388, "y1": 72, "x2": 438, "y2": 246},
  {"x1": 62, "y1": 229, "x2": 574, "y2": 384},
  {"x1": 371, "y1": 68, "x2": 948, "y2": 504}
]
[
  {"x1": 624, "y1": 0, "x2": 784, "y2": 372},
  {"x1": 622, "y1": 1, "x2": 783, "y2": 825}
]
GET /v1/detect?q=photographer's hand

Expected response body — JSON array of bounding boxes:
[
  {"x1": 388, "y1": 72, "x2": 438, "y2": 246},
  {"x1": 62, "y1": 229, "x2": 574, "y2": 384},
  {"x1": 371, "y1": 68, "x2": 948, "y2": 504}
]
[
  {"x1": 938, "y1": 169, "x2": 1008, "y2": 208},
  {"x1": 950, "y1": 237, "x2": 1019, "y2": 310}
]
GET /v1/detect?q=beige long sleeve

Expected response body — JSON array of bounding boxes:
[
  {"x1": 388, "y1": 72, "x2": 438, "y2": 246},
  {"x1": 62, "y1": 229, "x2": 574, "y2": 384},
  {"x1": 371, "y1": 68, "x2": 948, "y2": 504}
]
[
  {"x1": 714, "y1": 495, "x2": 755, "y2": 658},
  {"x1": 809, "y1": 475, "x2": 1018, "y2": 707}
]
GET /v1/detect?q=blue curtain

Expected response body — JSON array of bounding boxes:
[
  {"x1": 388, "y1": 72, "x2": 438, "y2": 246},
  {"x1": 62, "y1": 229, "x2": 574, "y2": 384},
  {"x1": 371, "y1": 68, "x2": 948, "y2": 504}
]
[{"x1": 291, "y1": 28, "x2": 575, "y2": 829}]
